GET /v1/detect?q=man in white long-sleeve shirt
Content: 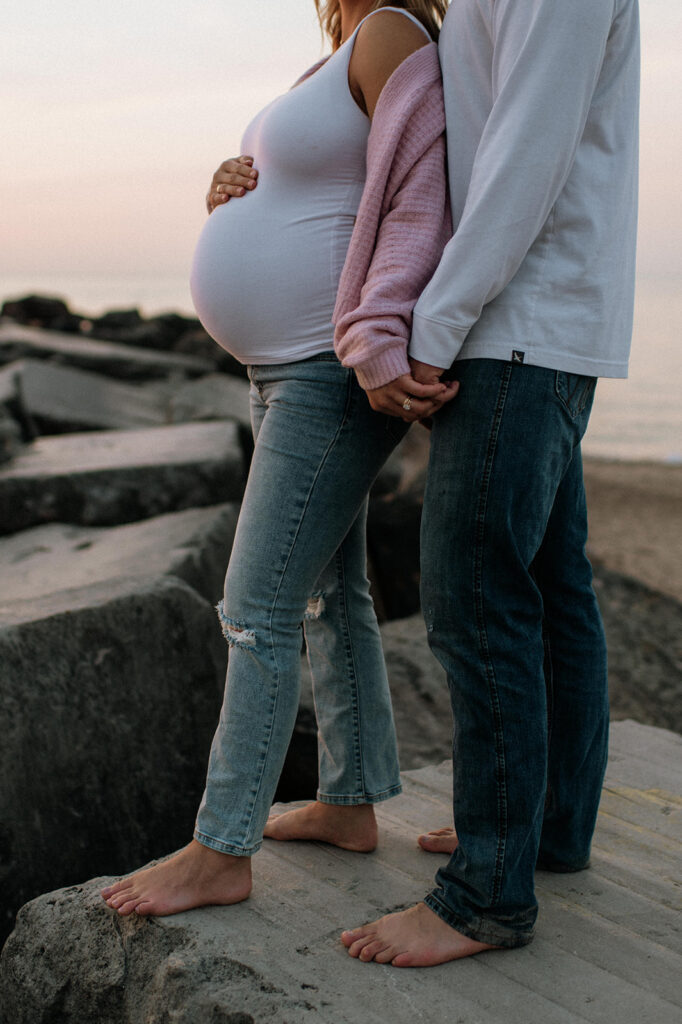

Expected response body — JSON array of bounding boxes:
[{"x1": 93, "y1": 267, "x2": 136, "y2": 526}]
[{"x1": 343, "y1": 0, "x2": 640, "y2": 965}]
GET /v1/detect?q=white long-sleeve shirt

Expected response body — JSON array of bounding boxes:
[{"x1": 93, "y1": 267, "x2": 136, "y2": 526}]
[{"x1": 410, "y1": 0, "x2": 640, "y2": 378}]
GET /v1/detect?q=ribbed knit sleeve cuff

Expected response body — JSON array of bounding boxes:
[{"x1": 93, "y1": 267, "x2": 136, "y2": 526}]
[
  {"x1": 349, "y1": 346, "x2": 412, "y2": 391},
  {"x1": 409, "y1": 311, "x2": 467, "y2": 370}
]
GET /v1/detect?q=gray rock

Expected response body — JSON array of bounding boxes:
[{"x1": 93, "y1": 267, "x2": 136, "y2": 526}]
[
  {"x1": 1, "y1": 294, "x2": 80, "y2": 333},
  {"x1": 370, "y1": 423, "x2": 430, "y2": 499},
  {"x1": 167, "y1": 373, "x2": 252, "y2": 431},
  {"x1": 0, "y1": 361, "x2": 21, "y2": 408},
  {"x1": 366, "y1": 426, "x2": 430, "y2": 619},
  {"x1": 594, "y1": 564, "x2": 682, "y2": 733},
  {"x1": 0, "y1": 420, "x2": 245, "y2": 534},
  {"x1": 0, "y1": 409, "x2": 21, "y2": 465},
  {"x1": 367, "y1": 491, "x2": 422, "y2": 619},
  {"x1": 0, "y1": 363, "x2": 26, "y2": 461},
  {"x1": 0, "y1": 503, "x2": 239, "y2": 607},
  {"x1": 0, "y1": 575, "x2": 227, "y2": 946},
  {"x1": 0, "y1": 880, "x2": 322, "y2": 1024},
  {"x1": 0, "y1": 323, "x2": 213, "y2": 380},
  {"x1": 13, "y1": 358, "x2": 170, "y2": 433},
  {"x1": 381, "y1": 615, "x2": 451, "y2": 768},
  {"x1": 173, "y1": 325, "x2": 249, "y2": 378}
]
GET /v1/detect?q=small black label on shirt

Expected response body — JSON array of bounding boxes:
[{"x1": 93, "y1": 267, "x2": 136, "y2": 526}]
[{"x1": 512, "y1": 350, "x2": 525, "y2": 364}]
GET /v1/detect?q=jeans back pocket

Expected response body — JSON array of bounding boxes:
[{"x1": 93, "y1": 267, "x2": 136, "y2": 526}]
[{"x1": 554, "y1": 371, "x2": 597, "y2": 419}]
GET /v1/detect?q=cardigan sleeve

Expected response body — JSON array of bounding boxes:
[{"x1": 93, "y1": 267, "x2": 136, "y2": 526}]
[{"x1": 334, "y1": 133, "x2": 450, "y2": 390}]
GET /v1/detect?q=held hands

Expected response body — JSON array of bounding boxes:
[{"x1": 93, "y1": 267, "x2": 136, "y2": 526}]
[
  {"x1": 206, "y1": 155, "x2": 259, "y2": 214},
  {"x1": 367, "y1": 360, "x2": 459, "y2": 423}
]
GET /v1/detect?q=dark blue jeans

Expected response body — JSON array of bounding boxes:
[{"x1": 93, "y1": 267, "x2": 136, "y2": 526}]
[{"x1": 420, "y1": 359, "x2": 608, "y2": 947}]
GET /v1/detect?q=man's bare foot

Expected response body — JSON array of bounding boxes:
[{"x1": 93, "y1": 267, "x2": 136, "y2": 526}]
[
  {"x1": 100, "y1": 839, "x2": 252, "y2": 917},
  {"x1": 341, "y1": 902, "x2": 498, "y2": 967},
  {"x1": 417, "y1": 826, "x2": 459, "y2": 854},
  {"x1": 263, "y1": 801, "x2": 377, "y2": 853}
]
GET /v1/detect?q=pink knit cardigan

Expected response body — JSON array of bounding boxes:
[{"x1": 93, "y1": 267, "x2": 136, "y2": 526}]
[{"x1": 333, "y1": 43, "x2": 451, "y2": 390}]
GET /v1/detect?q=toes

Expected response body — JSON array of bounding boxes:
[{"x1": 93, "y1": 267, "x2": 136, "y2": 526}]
[
  {"x1": 115, "y1": 896, "x2": 144, "y2": 917},
  {"x1": 340, "y1": 928, "x2": 361, "y2": 948},
  {"x1": 417, "y1": 830, "x2": 458, "y2": 854},
  {"x1": 417, "y1": 835, "x2": 445, "y2": 851},
  {"x1": 389, "y1": 951, "x2": 414, "y2": 968},
  {"x1": 101, "y1": 880, "x2": 127, "y2": 898},
  {"x1": 347, "y1": 933, "x2": 377, "y2": 959},
  {"x1": 375, "y1": 945, "x2": 402, "y2": 964},
  {"x1": 417, "y1": 834, "x2": 436, "y2": 848},
  {"x1": 107, "y1": 887, "x2": 137, "y2": 910},
  {"x1": 358, "y1": 939, "x2": 390, "y2": 962},
  {"x1": 133, "y1": 901, "x2": 154, "y2": 917}
]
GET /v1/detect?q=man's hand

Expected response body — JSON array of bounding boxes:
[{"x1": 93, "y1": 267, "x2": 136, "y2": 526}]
[
  {"x1": 409, "y1": 357, "x2": 455, "y2": 387},
  {"x1": 406, "y1": 358, "x2": 459, "y2": 428},
  {"x1": 367, "y1": 372, "x2": 458, "y2": 422}
]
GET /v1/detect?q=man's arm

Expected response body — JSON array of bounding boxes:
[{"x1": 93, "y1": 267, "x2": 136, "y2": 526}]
[{"x1": 410, "y1": 0, "x2": 616, "y2": 368}]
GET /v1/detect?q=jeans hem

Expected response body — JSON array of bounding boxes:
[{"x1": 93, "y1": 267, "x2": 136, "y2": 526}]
[
  {"x1": 423, "y1": 893, "x2": 535, "y2": 949},
  {"x1": 536, "y1": 855, "x2": 591, "y2": 874},
  {"x1": 316, "y1": 783, "x2": 402, "y2": 806},
  {"x1": 194, "y1": 829, "x2": 259, "y2": 858}
]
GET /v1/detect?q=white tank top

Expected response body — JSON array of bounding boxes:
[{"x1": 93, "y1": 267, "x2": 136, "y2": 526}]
[{"x1": 189, "y1": 7, "x2": 430, "y2": 365}]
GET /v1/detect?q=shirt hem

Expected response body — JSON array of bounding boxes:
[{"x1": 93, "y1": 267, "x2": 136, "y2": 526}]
[
  {"x1": 222, "y1": 341, "x2": 336, "y2": 366},
  {"x1": 454, "y1": 341, "x2": 630, "y2": 379}
]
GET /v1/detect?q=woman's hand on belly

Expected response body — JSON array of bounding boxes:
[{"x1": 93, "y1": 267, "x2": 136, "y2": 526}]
[{"x1": 206, "y1": 155, "x2": 259, "y2": 214}]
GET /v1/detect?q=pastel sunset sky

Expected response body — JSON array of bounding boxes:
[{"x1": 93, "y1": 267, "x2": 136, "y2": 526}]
[{"x1": 3, "y1": 0, "x2": 681, "y2": 311}]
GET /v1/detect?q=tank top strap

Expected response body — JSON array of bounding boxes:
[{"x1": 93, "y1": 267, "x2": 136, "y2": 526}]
[
  {"x1": 304, "y1": 6, "x2": 432, "y2": 94},
  {"x1": 353, "y1": 6, "x2": 433, "y2": 42}
]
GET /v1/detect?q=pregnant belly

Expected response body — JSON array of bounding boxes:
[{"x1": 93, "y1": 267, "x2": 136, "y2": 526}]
[{"x1": 190, "y1": 199, "x2": 352, "y2": 363}]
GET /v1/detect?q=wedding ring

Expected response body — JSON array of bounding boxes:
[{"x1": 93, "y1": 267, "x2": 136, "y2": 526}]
[{"x1": 402, "y1": 397, "x2": 412, "y2": 411}]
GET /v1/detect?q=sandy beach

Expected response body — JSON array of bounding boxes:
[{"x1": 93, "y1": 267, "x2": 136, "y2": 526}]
[{"x1": 583, "y1": 457, "x2": 682, "y2": 603}]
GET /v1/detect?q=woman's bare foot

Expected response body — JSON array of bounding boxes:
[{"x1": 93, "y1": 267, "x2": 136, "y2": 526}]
[
  {"x1": 263, "y1": 801, "x2": 377, "y2": 852},
  {"x1": 417, "y1": 826, "x2": 459, "y2": 854},
  {"x1": 100, "y1": 839, "x2": 252, "y2": 917},
  {"x1": 341, "y1": 902, "x2": 498, "y2": 967}
]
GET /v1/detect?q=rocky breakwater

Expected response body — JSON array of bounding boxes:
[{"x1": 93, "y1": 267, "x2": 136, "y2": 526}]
[{"x1": 0, "y1": 297, "x2": 258, "y2": 944}]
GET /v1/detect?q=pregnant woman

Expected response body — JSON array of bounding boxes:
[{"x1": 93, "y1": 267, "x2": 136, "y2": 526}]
[{"x1": 102, "y1": 0, "x2": 452, "y2": 917}]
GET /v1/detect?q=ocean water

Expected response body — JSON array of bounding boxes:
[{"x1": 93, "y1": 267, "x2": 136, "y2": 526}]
[{"x1": 1, "y1": 274, "x2": 680, "y2": 464}]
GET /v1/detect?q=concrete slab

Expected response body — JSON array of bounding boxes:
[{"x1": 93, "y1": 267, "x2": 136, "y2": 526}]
[
  {"x1": 0, "y1": 420, "x2": 245, "y2": 533},
  {"x1": 0, "y1": 503, "x2": 239, "y2": 608},
  {"x1": 15, "y1": 358, "x2": 169, "y2": 432},
  {"x1": 1, "y1": 722, "x2": 680, "y2": 1023},
  {"x1": 0, "y1": 323, "x2": 213, "y2": 380}
]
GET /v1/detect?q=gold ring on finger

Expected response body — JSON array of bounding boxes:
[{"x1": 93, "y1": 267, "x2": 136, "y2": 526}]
[{"x1": 402, "y1": 397, "x2": 412, "y2": 411}]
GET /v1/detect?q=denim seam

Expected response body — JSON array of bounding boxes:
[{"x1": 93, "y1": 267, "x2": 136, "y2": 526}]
[
  {"x1": 238, "y1": 369, "x2": 356, "y2": 846},
  {"x1": 423, "y1": 892, "x2": 534, "y2": 949},
  {"x1": 336, "y1": 543, "x2": 366, "y2": 796},
  {"x1": 194, "y1": 827, "x2": 260, "y2": 858},
  {"x1": 317, "y1": 782, "x2": 402, "y2": 805},
  {"x1": 472, "y1": 363, "x2": 513, "y2": 906}
]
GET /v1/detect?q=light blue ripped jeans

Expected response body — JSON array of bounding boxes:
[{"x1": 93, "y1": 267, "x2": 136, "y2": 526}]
[{"x1": 194, "y1": 353, "x2": 409, "y2": 856}]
